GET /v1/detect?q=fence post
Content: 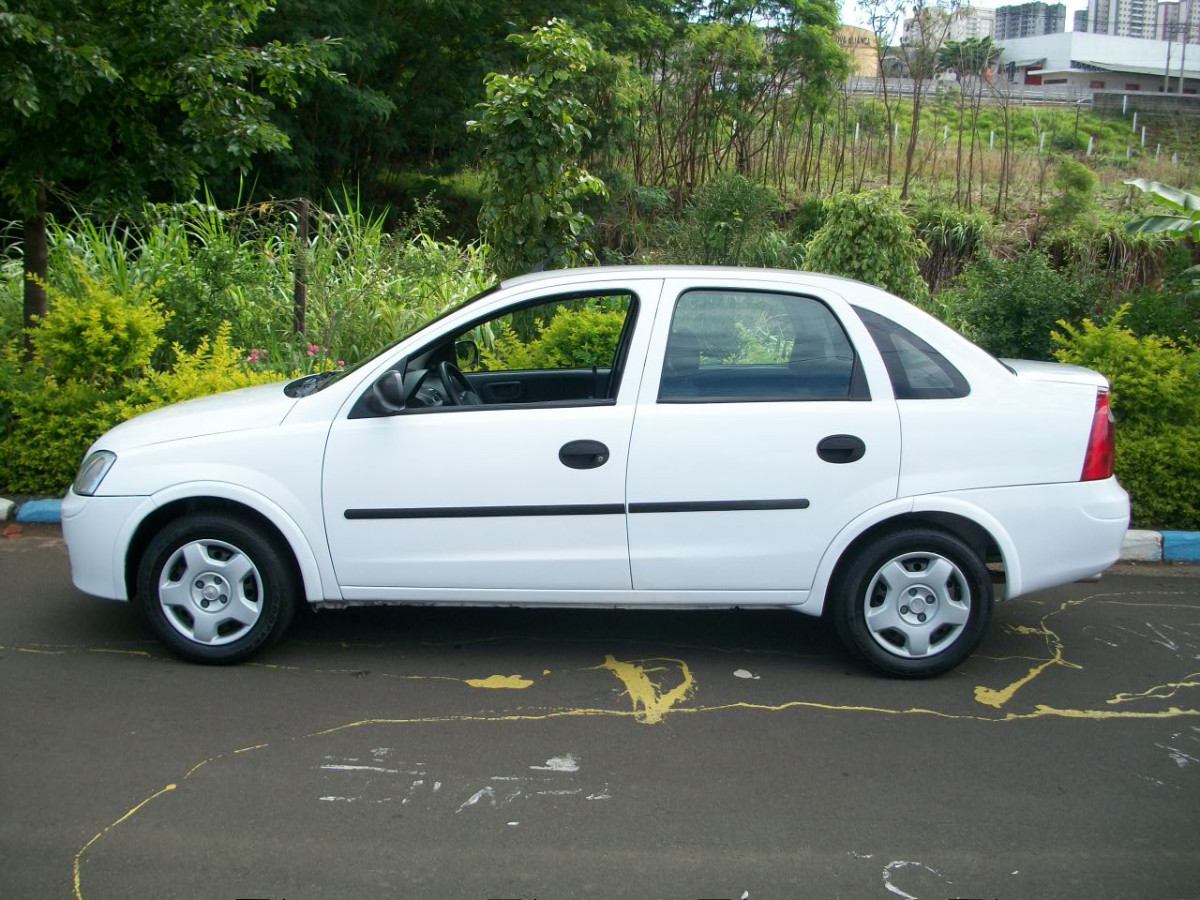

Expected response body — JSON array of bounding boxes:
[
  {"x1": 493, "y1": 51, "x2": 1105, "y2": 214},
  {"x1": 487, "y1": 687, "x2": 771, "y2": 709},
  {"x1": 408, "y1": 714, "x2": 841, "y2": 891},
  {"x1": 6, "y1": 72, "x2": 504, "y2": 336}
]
[{"x1": 293, "y1": 196, "x2": 309, "y2": 336}]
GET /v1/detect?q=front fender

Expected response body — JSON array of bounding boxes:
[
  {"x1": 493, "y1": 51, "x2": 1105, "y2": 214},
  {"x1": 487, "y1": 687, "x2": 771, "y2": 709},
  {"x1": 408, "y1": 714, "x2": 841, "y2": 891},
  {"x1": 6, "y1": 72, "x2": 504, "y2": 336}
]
[{"x1": 150, "y1": 481, "x2": 338, "y2": 604}]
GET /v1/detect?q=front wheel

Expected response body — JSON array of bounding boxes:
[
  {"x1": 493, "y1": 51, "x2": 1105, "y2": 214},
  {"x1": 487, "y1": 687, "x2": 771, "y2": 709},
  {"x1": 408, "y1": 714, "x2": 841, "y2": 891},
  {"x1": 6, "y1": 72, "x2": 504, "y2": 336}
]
[
  {"x1": 832, "y1": 529, "x2": 992, "y2": 678},
  {"x1": 137, "y1": 514, "x2": 298, "y2": 664}
]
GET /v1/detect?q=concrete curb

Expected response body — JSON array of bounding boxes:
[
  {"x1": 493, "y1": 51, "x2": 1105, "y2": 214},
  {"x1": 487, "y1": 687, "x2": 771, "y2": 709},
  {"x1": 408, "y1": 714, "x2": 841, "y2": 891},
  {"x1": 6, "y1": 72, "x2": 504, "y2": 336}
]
[{"x1": 3, "y1": 496, "x2": 1200, "y2": 562}]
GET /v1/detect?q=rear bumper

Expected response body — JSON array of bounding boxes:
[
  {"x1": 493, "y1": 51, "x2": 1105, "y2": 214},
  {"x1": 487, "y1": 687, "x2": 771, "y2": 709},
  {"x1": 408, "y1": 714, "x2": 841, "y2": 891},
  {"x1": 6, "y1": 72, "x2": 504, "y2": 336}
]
[
  {"x1": 61, "y1": 489, "x2": 154, "y2": 601},
  {"x1": 930, "y1": 478, "x2": 1129, "y2": 599}
]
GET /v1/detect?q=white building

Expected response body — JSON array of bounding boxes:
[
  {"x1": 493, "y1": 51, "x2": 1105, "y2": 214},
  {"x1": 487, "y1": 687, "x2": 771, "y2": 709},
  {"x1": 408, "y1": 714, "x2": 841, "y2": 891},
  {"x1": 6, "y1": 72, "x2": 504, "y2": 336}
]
[
  {"x1": 998, "y1": 31, "x2": 1200, "y2": 92},
  {"x1": 902, "y1": 6, "x2": 996, "y2": 45},
  {"x1": 1083, "y1": 0, "x2": 1157, "y2": 39},
  {"x1": 1156, "y1": 0, "x2": 1199, "y2": 42}
]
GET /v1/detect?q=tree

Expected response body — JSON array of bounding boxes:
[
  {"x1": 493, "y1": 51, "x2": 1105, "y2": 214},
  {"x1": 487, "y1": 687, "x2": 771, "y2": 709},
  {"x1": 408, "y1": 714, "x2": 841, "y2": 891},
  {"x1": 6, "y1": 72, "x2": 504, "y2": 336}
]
[
  {"x1": 468, "y1": 19, "x2": 608, "y2": 278},
  {"x1": 0, "y1": 0, "x2": 340, "y2": 335},
  {"x1": 898, "y1": 0, "x2": 959, "y2": 199},
  {"x1": 938, "y1": 36, "x2": 997, "y2": 208}
]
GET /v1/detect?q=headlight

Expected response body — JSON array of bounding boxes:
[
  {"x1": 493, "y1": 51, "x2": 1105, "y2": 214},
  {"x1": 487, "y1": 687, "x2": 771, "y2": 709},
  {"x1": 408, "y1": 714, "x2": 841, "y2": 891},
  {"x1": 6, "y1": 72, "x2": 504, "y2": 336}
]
[{"x1": 74, "y1": 451, "x2": 117, "y2": 496}]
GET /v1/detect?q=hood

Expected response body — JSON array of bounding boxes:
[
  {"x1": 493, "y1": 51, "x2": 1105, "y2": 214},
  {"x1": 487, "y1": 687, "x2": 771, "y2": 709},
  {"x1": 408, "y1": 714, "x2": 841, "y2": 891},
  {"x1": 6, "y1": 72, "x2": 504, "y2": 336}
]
[
  {"x1": 97, "y1": 382, "x2": 297, "y2": 452},
  {"x1": 999, "y1": 358, "x2": 1109, "y2": 389}
]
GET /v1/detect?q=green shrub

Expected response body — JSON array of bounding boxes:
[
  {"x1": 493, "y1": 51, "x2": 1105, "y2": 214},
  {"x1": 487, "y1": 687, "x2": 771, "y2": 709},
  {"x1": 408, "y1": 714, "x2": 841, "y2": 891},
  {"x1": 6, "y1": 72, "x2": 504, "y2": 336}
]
[
  {"x1": 1111, "y1": 426, "x2": 1200, "y2": 529},
  {"x1": 1053, "y1": 308, "x2": 1200, "y2": 528},
  {"x1": 786, "y1": 196, "x2": 827, "y2": 248},
  {"x1": 116, "y1": 323, "x2": 284, "y2": 419},
  {"x1": 1044, "y1": 157, "x2": 1097, "y2": 231},
  {"x1": 1052, "y1": 307, "x2": 1199, "y2": 428},
  {"x1": 804, "y1": 190, "x2": 928, "y2": 302},
  {"x1": 1119, "y1": 280, "x2": 1200, "y2": 343},
  {"x1": 910, "y1": 199, "x2": 989, "y2": 295},
  {"x1": 0, "y1": 276, "x2": 287, "y2": 494},
  {"x1": 0, "y1": 376, "x2": 126, "y2": 494},
  {"x1": 938, "y1": 250, "x2": 1090, "y2": 360},
  {"x1": 30, "y1": 271, "x2": 167, "y2": 383},
  {"x1": 671, "y1": 173, "x2": 799, "y2": 267}
]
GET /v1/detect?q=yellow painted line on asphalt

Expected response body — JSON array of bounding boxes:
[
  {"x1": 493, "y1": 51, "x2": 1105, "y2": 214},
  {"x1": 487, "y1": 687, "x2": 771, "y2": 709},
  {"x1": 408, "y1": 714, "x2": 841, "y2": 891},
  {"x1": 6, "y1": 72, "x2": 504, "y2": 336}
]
[
  {"x1": 72, "y1": 783, "x2": 177, "y2": 900},
  {"x1": 1107, "y1": 673, "x2": 1200, "y2": 705},
  {"x1": 464, "y1": 674, "x2": 534, "y2": 689},
  {"x1": 596, "y1": 654, "x2": 695, "y2": 724}
]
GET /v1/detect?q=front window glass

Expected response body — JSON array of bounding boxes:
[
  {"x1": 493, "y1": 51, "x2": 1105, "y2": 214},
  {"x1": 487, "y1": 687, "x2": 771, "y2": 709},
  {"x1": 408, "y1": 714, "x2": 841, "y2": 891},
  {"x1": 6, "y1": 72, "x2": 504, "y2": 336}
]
[{"x1": 459, "y1": 293, "x2": 632, "y2": 374}]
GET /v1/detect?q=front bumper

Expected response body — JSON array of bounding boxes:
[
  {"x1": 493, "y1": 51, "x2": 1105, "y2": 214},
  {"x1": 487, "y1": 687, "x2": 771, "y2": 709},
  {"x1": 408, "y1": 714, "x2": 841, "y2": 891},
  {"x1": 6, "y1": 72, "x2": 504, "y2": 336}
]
[{"x1": 61, "y1": 489, "x2": 155, "y2": 601}]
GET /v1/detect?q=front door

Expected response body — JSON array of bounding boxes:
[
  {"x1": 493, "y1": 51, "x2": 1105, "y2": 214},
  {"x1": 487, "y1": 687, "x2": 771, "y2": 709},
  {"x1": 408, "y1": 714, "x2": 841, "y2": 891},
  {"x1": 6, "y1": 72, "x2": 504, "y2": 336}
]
[{"x1": 322, "y1": 281, "x2": 658, "y2": 598}]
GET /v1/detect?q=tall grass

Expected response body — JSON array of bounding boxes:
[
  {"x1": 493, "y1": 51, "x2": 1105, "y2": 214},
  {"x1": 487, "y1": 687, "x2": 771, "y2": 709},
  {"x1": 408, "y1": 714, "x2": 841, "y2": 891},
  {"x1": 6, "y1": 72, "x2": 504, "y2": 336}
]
[{"x1": 1, "y1": 194, "x2": 493, "y2": 372}]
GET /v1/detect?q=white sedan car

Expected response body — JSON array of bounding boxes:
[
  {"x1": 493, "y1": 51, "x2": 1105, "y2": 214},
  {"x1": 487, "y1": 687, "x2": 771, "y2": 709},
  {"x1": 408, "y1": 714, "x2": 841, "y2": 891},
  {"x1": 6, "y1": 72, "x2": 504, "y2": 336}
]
[{"x1": 63, "y1": 266, "x2": 1129, "y2": 676}]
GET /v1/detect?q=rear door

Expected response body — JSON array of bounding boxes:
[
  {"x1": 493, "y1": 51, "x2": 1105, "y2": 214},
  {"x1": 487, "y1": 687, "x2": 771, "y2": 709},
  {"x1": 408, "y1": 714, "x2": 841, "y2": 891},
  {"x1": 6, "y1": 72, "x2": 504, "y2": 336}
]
[{"x1": 625, "y1": 279, "x2": 901, "y2": 594}]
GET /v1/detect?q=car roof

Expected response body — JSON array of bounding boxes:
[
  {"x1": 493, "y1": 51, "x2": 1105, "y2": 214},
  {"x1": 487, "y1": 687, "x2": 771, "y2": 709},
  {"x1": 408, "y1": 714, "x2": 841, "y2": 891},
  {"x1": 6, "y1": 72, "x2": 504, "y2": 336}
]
[{"x1": 500, "y1": 265, "x2": 871, "y2": 293}]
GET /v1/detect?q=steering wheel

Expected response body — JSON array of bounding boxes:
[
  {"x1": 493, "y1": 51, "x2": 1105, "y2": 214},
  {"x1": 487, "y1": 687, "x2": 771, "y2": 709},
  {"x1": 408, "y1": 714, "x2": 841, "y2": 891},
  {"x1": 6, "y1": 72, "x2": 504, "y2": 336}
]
[{"x1": 438, "y1": 361, "x2": 482, "y2": 406}]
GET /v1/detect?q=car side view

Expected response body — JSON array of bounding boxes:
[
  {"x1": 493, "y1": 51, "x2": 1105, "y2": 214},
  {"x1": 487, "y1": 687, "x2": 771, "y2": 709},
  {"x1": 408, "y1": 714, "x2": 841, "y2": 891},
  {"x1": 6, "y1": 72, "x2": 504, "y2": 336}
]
[{"x1": 62, "y1": 266, "x2": 1129, "y2": 676}]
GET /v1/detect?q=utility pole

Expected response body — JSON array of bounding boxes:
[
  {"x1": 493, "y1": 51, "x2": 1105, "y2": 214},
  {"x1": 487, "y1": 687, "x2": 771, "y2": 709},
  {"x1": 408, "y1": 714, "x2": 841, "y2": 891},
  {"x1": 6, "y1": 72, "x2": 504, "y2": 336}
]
[
  {"x1": 1165, "y1": 24, "x2": 1174, "y2": 93},
  {"x1": 1180, "y1": 4, "x2": 1195, "y2": 94}
]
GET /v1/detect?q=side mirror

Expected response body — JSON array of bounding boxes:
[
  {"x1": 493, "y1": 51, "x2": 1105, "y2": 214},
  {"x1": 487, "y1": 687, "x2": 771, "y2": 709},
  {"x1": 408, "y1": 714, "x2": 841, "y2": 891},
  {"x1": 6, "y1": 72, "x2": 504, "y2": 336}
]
[
  {"x1": 369, "y1": 369, "x2": 407, "y2": 415},
  {"x1": 455, "y1": 339, "x2": 480, "y2": 370}
]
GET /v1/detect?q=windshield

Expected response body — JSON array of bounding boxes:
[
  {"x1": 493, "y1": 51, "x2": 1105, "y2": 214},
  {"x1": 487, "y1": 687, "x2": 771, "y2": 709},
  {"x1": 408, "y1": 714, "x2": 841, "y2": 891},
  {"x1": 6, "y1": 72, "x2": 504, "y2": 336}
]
[{"x1": 287, "y1": 283, "x2": 501, "y2": 396}]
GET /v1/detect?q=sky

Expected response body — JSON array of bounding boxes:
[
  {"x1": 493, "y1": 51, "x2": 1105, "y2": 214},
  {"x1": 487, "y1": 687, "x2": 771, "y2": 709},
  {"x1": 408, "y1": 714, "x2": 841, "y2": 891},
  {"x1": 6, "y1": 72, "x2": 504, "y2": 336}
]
[{"x1": 842, "y1": 0, "x2": 1091, "y2": 32}]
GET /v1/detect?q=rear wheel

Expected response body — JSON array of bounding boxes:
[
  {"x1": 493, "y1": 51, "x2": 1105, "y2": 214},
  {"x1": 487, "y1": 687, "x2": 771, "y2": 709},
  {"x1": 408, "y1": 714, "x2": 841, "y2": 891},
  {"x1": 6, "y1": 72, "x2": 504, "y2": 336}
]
[
  {"x1": 137, "y1": 514, "x2": 297, "y2": 663},
  {"x1": 832, "y1": 528, "x2": 992, "y2": 678}
]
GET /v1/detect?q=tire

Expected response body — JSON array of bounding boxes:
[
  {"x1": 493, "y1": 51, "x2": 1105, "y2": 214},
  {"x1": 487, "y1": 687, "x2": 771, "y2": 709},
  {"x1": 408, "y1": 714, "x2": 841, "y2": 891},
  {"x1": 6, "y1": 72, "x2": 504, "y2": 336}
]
[
  {"x1": 136, "y1": 514, "x2": 298, "y2": 664},
  {"x1": 831, "y1": 528, "x2": 992, "y2": 678}
]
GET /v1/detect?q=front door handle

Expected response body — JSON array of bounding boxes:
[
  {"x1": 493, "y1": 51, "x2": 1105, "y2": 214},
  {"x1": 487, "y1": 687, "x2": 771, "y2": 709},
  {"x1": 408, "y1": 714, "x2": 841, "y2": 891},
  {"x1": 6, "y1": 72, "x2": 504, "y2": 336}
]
[
  {"x1": 559, "y1": 440, "x2": 610, "y2": 470},
  {"x1": 817, "y1": 434, "x2": 866, "y2": 464}
]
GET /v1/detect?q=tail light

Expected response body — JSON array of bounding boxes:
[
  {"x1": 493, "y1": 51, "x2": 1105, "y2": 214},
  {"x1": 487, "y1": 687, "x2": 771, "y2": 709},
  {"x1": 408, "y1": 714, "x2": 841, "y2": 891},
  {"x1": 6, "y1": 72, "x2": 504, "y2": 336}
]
[{"x1": 1081, "y1": 389, "x2": 1115, "y2": 481}]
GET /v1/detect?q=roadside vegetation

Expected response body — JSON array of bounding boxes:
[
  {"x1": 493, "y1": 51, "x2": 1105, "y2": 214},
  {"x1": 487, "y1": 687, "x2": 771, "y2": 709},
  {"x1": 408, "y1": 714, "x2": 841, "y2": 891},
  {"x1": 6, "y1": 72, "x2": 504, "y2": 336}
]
[{"x1": 1, "y1": 3, "x2": 1198, "y2": 527}]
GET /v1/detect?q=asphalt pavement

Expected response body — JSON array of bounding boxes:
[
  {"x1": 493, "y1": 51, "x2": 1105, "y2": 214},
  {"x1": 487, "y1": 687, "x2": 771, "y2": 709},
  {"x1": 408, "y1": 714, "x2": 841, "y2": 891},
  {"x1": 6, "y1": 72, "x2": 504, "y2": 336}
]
[{"x1": 2, "y1": 524, "x2": 1199, "y2": 900}]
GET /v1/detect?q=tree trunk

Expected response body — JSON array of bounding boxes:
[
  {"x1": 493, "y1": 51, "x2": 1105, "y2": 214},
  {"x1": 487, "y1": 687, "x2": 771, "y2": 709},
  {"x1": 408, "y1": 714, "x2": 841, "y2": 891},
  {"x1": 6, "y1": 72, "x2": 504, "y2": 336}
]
[{"x1": 22, "y1": 181, "x2": 49, "y2": 354}]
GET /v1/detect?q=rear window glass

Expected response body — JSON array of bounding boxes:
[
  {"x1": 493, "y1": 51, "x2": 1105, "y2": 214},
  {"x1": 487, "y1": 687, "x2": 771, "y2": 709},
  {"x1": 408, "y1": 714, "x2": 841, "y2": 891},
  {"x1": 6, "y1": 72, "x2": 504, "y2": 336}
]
[
  {"x1": 854, "y1": 306, "x2": 970, "y2": 400},
  {"x1": 659, "y1": 290, "x2": 865, "y2": 402}
]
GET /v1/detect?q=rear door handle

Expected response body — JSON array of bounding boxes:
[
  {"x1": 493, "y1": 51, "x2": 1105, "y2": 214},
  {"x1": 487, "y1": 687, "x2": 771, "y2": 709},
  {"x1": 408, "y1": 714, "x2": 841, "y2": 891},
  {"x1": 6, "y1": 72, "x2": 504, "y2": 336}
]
[
  {"x1": 817, "y1": 434, "x2": 866, "y2": 464},
  {"x1": 559, "y1": 440, "x2": 610, "y2": 470}
]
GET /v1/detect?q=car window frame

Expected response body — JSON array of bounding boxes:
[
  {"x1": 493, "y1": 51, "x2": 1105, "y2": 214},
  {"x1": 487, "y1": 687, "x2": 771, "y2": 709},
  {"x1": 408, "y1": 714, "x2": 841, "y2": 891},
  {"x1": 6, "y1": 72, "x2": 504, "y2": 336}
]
[
  {"x1": 852, "y1": 305, "x2": 971, "y2": 400},
  {"x1": 656, "y1": 286, "x2": 870, "y2": 405},
  {"x1": 361, "y1": 287, "x2": 644, "y2": 417}
]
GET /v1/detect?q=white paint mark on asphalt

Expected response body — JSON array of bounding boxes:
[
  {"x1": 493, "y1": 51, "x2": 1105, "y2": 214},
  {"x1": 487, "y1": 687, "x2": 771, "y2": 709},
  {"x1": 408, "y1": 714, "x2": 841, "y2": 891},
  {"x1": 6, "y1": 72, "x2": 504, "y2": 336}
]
[
  {"x1": 456, "y1": 787, "x2": 495, "y2": 812},
  {"x1": 318, "y1": 796, "x2": 360, "y2": 803},
  {"x1": 882, "y1": 861, "x2": 946, "y2": 899},
  {"x1": 1157, "y1": 742, "x2": 1200, "y2": 768},
  {"x1": 1146, "y1": 623, "x2": 1180, "y2": 652},
  {"x1": 733, "y1": 669, "x2": 760, "y2": 680},
  {"x1": 433, "y1": 781, "x2": 442, "y2": 792},
  {"x1": 585, "y1": 785, "x2": 612, "y2": 800},
  {"x1": 533, "y1": 789, "x2": 582, "y2": 797},
  {"x1": 530, "y1": 753, "x2": 579, "y2": 772},
  {"x1": 320, "y1": 764, "x2": 400, "y2": 773},
  {"x1": 849, "y1": 851, "x2": 874, "y2": 859},
  {"x1": 507, "y1": 821, "x2": 520, "y2": 826}
]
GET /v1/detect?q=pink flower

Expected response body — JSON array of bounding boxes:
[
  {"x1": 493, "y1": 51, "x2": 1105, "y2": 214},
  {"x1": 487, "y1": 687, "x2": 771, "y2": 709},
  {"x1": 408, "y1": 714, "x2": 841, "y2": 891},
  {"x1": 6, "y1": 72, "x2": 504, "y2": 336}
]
[
  {"x1": 307, "y1": 342, "x2": 321, "y2": 357},
  {"x1": 245, "y1": 350, "x2": 261, "y2": 364},
  {"x1": 337, "y1": 360, "x2": 345, "y2": 368}
]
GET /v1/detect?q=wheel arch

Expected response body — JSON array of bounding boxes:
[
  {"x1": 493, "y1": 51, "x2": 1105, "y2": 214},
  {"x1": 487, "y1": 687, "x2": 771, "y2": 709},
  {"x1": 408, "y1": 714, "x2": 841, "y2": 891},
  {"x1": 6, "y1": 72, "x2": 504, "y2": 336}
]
[
  {"x1": 808, "y1": 499, "x2": 1019, "y2": 617},
  {"x1": 125, "y1": 489, "x2": 328, "y2": 605}
]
